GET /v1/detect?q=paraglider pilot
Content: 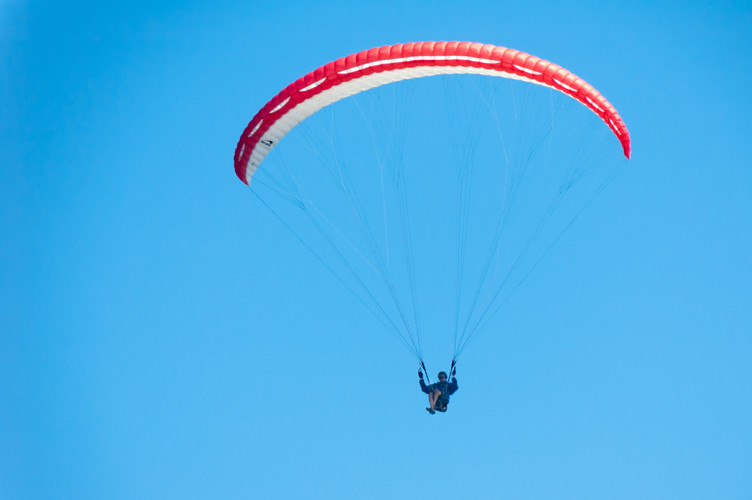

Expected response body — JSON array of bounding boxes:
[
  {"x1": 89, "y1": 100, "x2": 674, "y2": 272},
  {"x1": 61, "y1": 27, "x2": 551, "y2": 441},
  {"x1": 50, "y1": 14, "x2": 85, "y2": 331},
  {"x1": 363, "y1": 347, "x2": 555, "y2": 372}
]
[{"x1": 419, "y1": 366, "x2": 458, "y2": 414}]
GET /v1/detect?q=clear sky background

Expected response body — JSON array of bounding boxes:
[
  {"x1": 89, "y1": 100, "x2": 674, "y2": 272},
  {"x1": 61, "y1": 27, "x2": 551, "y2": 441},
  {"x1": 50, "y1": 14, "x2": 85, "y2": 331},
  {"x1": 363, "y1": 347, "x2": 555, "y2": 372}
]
[{"x1": 2, "y1": 1, "x2": 751, "y2": 499}]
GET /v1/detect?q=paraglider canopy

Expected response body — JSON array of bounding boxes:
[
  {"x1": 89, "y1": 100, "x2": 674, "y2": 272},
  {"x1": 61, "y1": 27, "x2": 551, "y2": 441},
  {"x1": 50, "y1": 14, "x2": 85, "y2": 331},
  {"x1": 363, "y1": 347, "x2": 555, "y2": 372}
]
[{"x1": 235, "y1": 41, "x2": 630, "y2": 185}]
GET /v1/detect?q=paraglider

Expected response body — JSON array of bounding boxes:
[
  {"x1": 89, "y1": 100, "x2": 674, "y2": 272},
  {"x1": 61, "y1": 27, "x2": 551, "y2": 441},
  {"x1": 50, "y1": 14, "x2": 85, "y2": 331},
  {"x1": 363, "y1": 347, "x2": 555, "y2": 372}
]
[
  {"x1": 234, "y1": 42, "x2": 630, "y2": 413},
  {"x1": 420, "y1": 365, "x2": 458, "y2": 414}
]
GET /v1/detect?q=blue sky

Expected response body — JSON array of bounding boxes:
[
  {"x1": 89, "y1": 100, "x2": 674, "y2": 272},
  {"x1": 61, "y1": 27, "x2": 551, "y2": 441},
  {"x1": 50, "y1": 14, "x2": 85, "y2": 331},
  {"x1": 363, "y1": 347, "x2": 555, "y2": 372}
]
[{"x1": 2, "y1": 1, "x2": 751, "y2": 498}]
